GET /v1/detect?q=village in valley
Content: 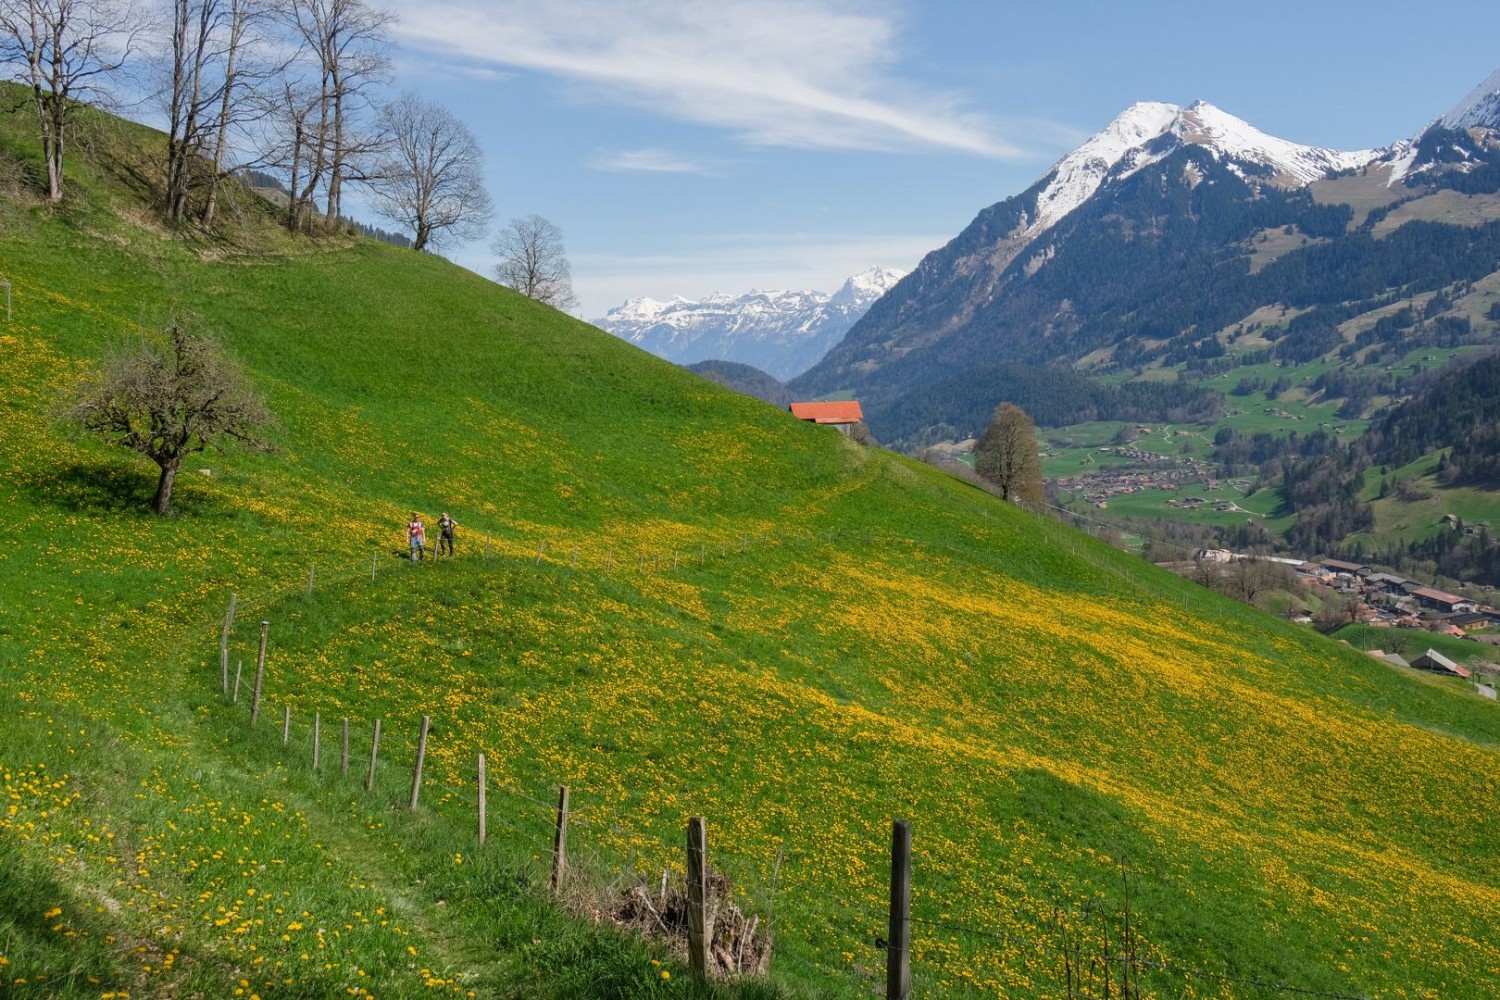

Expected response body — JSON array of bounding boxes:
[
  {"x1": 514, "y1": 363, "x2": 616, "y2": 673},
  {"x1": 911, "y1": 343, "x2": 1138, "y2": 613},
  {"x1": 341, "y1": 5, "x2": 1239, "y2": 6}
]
[{"x1": 1211, "y1": 553, "x2": 1499, "y2": 690}]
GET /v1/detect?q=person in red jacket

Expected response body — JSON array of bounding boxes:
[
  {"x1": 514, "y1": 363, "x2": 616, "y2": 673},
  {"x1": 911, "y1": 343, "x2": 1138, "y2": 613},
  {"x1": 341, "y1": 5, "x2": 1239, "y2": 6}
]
[{"x1": 407, "y1": 514, "x2": 426, "y2": 561}]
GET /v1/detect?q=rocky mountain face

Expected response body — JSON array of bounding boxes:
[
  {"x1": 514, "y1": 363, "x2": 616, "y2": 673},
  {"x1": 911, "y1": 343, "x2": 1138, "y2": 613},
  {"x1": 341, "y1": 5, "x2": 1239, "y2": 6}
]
[
  {"x1": 791, "y1": 72, "x2": 1500, "y2": 448},
  {"x1": 592, "y1": 267, "x2": 905, "y2": 381}
]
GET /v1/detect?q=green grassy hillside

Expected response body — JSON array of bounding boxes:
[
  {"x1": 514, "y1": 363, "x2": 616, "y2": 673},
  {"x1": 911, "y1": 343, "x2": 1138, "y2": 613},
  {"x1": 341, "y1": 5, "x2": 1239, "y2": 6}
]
[{"x1": 3, "y1": 113, "x2": 1500, "y2": 999}]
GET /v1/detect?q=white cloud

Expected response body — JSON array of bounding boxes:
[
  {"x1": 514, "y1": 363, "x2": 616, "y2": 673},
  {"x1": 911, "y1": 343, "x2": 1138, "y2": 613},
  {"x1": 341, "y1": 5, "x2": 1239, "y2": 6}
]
[
  {"x1": 387, "y1": 0, "x2": 1030, "y2": 158},
  {"x1": 588, "y1": 148, "x2": 718, "y2": 175}
]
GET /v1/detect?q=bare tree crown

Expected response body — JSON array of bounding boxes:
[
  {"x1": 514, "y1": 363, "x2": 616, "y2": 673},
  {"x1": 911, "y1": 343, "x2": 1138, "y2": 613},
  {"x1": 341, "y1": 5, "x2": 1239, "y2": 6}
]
[
  {"x1": 370, "y1": 91, "x2": 492, "y2": 252},
  {"x1": 492, "y1": 214, "x2": 576, "y2": 311},
  {"x1": 65, "y1": 319, "x2": 272, "y2": 514}
]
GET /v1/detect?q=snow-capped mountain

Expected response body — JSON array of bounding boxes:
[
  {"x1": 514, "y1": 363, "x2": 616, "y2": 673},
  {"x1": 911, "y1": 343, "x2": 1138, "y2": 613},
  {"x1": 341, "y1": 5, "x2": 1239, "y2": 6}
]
[
  {"x1": 792, "y1": 70, "x2": 1500, "y2": 447},
  {"x1": 1026, "y1": 100, "x2": 1379, "y2": 238},
  {"x1": 593, "y1": 267, "x2": 905, "y2": 381},
  {"x1": 1441, "y1": 67, "x2": 1500, "y2": 130}
]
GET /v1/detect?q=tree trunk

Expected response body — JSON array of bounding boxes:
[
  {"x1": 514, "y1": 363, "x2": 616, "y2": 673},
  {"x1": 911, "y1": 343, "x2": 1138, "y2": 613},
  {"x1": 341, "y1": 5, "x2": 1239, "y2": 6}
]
[
  {"x1": 202, "y1": 2, "x2": 247, "y2": 229},
  {"x1": 154, "y1": 461, "x2": 180, "y2": 515}
]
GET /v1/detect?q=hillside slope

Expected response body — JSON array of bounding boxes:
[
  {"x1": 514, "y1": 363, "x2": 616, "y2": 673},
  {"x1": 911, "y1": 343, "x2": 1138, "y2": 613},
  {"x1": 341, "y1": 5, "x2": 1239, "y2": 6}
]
[{"x1": 2, "y1": 109, "x2": 1500, "y2": 1000}]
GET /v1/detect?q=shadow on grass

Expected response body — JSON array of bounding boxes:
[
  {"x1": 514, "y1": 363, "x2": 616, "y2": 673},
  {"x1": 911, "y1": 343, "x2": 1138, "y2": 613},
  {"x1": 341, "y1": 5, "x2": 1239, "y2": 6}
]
[{"x1": 20, "y1": 459, "x2": 224, "y2": 517}]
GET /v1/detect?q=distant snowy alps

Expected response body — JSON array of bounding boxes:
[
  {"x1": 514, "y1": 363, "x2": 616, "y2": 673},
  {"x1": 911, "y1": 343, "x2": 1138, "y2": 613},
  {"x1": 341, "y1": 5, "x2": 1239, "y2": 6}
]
[{"x1": 592, "y1": 267, "x2": 906, "y2": 381}]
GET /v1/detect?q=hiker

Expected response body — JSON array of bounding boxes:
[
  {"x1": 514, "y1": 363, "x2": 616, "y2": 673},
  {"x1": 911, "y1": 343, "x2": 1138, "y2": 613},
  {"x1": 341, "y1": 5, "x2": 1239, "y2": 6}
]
[
  {"x1": 437, "y1": 512, "x2": 457, "y2": 558},
  {"x1": 407, "y1": 513, "x2": 426, "y2": 561}
]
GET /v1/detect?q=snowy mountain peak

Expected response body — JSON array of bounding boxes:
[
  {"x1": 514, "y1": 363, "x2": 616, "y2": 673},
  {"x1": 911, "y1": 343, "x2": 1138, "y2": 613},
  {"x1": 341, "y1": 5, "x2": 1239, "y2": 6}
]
[
  {"x1": 1441, "y1": 67, "x2": 1500, "y2": 130},
  {"x1": 1027, "y1": 100, "x2": 1378, "y2": 236},
  {"x1": 1028, "y1": 102, "x2": 1180, "y2": 234},
  {"x1": 832, "y1": 266, "x2": 906, "y2": 305},
  {"x1": 593, "y1": 267, "x2": 907, "y2": 381}
]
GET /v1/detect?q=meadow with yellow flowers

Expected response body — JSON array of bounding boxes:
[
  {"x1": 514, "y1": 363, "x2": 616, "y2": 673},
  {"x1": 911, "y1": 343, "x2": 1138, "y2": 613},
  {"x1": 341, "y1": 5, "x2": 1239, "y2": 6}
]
[{"x1": 2, "y1": 102, "x2": 1499, "y2": 999}]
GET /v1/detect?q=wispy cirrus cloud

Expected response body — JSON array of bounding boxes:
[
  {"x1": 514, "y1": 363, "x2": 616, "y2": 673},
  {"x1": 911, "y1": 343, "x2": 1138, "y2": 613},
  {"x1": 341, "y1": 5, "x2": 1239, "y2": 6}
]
[
  {"x1": 388, "y1": 0, "x2": 1031, "y2": 158},
  {"x1": 588, "y1": 148, "x2": 720, "y2": 175}
]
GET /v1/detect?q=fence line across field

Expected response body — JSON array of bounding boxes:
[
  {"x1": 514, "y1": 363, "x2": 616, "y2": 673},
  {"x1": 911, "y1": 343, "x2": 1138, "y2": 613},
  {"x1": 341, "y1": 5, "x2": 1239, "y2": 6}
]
[
  {"x1": 206, "y1": 521, "x2": 1313, "y2": 997},
  {"x1": 227, "y1": 673, "x2": 1376, "y2": 1000}
]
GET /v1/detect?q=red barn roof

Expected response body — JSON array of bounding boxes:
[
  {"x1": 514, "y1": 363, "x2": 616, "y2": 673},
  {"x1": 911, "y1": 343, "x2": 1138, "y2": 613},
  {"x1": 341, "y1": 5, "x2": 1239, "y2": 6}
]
[{"x1": 789, "y1": 400, "x2": 863, "y2": 425}]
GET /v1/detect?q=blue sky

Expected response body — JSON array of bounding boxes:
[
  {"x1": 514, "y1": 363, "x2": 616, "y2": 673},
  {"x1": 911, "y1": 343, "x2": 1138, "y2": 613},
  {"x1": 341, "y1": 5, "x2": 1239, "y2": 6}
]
[{"x1": 375, "y1": 0, "x2": 1500, "y2": 319}]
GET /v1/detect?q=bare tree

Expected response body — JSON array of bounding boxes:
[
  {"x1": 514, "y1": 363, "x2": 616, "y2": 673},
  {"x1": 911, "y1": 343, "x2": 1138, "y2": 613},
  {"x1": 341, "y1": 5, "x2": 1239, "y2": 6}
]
[
  {"x1": 975, "y1": 402, "x2": 1044, "y2": 503},
  {"x1": 370, "y1": 91, "x2": 490, "y2": 252},
  {"x1": 0, "y1": 0, "x2": 143, "y2": 202},
  {"x1": 156, "y1": 0, "x2": 280, "y2": 225},
  {"x1": 255, "y1": 75, "x2": 321, "y2": 229},
  {"x1": 281, "y1": 0, "x2": 391, "y2": 229},
  {"x1": 493, "y1": 214, "x2": 576, "y2": 310},
  {"x1": 65, "y1": 319, "x2": 272, "y2": 514},
  {"x1": 1226, "y1": 557, "x2": 1296, "y2": 608},
  {"x1": 162, "y1": 0, "x2": 222, "y2": 220}
]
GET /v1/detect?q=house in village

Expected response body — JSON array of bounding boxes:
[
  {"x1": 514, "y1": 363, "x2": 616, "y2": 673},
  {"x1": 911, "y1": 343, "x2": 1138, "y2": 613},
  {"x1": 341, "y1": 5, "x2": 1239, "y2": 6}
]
[
  {"x1": 1407, "y1": 586, "x2": 1479, "y2": 615},
  {"x1": 1363, "y1": 572, "x2": 1410, "y2": 595},
  {"x1": 789, "y1": 401, "x2": 863, "y2": 435},
  {"x1": 1449, "y1": 610, "x2": 1494, "y2": 631},
  {"x1": 1411, "y1": 648, "x2": 1472, "y2": 679},
  {"x1": 1321, "y1": 558, "x2": 1369, "y2": 578},
  {"x1": 1296, "y1": 561, "x2": 1330, "y2": 582}
]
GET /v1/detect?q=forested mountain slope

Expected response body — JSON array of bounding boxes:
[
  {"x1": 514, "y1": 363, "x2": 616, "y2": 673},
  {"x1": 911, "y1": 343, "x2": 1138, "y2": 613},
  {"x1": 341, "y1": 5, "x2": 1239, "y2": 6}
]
[{"x1": 795, "y1": 77, "x2": 1500, "y2": 448}]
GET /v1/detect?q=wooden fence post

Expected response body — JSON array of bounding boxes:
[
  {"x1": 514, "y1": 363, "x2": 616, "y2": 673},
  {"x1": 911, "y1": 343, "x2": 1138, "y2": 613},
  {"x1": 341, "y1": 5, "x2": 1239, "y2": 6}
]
[
  {"x1": 232, "y1": 661, "x2": 242, "y2": 703},
  {"x1": 887, "y1": 819, "x2": 912, "y2": 1000},
  {"x1": 409, "y1": 715, "x2": 430, "y2": 809},
  {"x1": 312, "y1": 712, "x2": 321, "y2": 771},
  {"x1": 672, "y1": 549, "x2": 679, "y2": 571},
  {"x1": 220, "y1": 592, "x2": 237, "y2": 696},
  {"x1": 371, "y1": 551, "x2": 378, "y2": 582},
  {"x1": 307, "y1": 563, "x2": 315, "y2": 596},
  {"x1": 606, "y1": 551, "x2": 613, "y2": 573},
  {"x1": 477, "y1": 753, "x2": 487, "y2": 847},
  {"x1": 282, "y1": 705, "x2": 291, "y2": 745},
  {"x1": 686, "y1": 816, "x2": 709, "y2": 980},
  {"x1": 571, "y1": 546, "x2": 579, "y2": 569},
  {"x1": 535, "y1": 540, "x2": 546, "y2": 566},
  {"x1": 341, "y1": 717, "x2": 350, "y2": 776},
  {"x1": 249, "y1": 621, "x2": 269, "y2": 725},
  {"x1": 550, "y1": 785, "x2": 570, "y2": 893},
  {"x1": 366, "y1": 718, "x2": 382, "y2": 793}
]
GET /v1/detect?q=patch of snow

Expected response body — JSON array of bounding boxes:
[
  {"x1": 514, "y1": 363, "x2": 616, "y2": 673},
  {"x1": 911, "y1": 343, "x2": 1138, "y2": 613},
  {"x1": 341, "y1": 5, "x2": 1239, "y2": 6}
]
[
  {"x1": 1181, "y1": 101, "x2": 1377, "y2": 182},
  {"x1": 1383, "y1": 139, "x2": 1418, "y2": 185},
  {"x1": 1029, "y1": 101, "x2": 1179, "y2": 234},
  {"x1": 1440, "y1": 67, "x2": 1500, "y2": 130},
  {"x1": 1024, "y1": 100, "x2": 1379, "y2": 237}
]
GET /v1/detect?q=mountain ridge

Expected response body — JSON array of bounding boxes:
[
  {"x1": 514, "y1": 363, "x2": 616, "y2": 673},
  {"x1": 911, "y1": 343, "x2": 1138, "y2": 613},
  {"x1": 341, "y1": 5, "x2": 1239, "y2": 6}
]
[
  {"x1": 593, "y1": 265, "x2": 905, "y2": 380},
  {"x1": 792, "y1": 69, "x2": 1500, "y2": 448}
]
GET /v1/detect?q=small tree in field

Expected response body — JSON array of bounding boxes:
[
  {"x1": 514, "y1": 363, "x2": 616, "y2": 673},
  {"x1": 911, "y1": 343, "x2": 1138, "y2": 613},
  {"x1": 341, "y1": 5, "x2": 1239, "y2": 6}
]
[
  {"x1": 975, "y1": 402, "x2": 1044, "y2": 504},
  {"x1": 492, "y1": 214, "x2": 576, "y2": 310},
  {"x1": 66, "y1": 321, "x2": 272, "y2": 514}
]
